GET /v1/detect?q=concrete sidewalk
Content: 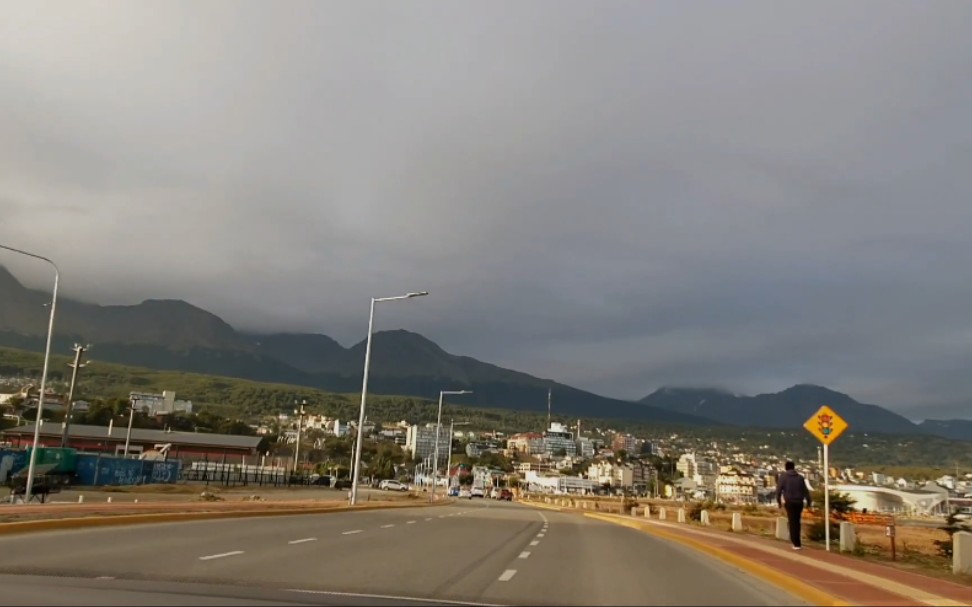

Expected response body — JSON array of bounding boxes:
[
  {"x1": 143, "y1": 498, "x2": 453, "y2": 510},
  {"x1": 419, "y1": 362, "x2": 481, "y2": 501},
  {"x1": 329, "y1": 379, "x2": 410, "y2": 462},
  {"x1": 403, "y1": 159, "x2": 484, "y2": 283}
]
[
  {"x1": 531, "y1": 502, "x2": 969, "y2": 607},
  {"x1": 598, "y1": 512, "x2": 970, "y2": 607}
]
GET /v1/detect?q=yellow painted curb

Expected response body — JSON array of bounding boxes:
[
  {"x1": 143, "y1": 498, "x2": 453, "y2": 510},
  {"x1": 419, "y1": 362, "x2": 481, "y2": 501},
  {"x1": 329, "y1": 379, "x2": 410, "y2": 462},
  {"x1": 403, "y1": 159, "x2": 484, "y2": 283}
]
[
  {"x1": 0, "y1": 500, "x2": 440, "y2": 536},
  {"x1": 583, "y1": 512, "x2": 853, "y2": 607}
]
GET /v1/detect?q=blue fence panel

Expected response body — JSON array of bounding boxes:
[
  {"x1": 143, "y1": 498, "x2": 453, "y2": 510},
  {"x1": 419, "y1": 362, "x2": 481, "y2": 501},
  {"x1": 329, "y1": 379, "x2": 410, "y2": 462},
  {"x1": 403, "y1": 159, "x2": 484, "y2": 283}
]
[
  {"x1": 74, "y1": 453, "x2": 181, "y2": 486},
  {"x1": 0, "y1": 449, "x2": 28, "y2": 484}
]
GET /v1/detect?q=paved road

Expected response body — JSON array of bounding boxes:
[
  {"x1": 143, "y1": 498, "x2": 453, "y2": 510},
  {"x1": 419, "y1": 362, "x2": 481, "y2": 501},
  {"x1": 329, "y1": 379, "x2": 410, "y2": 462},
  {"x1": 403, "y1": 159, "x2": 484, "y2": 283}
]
[{"x1": 0, "y1": 500, "x2": 806, "y2": 606}]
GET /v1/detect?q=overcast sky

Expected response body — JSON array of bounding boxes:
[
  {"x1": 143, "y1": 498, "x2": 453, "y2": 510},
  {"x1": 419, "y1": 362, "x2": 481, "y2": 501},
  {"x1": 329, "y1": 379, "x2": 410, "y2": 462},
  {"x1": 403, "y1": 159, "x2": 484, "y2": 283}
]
[{"x1": 2, "y1": 1, "x2": 971, "y2": 419}]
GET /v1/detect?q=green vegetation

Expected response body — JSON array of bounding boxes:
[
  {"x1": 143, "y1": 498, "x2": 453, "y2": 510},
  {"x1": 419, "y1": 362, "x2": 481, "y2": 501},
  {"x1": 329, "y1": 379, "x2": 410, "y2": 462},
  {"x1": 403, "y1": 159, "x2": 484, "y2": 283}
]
[{"x1": 0, "y1": 346, "x2": 547, "y2": 432}]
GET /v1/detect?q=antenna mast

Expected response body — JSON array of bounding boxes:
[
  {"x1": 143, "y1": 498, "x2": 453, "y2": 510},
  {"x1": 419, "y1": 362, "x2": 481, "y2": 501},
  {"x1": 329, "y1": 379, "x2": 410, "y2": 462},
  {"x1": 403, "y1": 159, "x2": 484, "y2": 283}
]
[{"x1": 547, "y1": 387, "x2": 552, "y2": 429}]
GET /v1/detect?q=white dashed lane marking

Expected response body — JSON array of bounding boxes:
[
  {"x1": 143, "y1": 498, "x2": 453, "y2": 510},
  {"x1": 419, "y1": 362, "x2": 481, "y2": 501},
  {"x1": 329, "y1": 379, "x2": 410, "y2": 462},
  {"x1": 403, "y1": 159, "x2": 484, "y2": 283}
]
[
  {"x1": 288, "y1": 538, "x2": 316, "y2": 545},
  {"x1": 199, "y1": 551, "x2": 244, "y2": 561},
  {"x1": 529, "y1": 540, "x2": 539, "y2": 546},
  {"x1": 518, "y1": 551, "x2": 531, "y2": 559},
  {"x1": 498, "y1": 569, "x2": 517, "y2": 582},
  {"x1": 342, "y1": 530, "x2": 363, "y2": 535},
  {"x1": 381, "y1": 524, "x2": 395, "y2": 529}
]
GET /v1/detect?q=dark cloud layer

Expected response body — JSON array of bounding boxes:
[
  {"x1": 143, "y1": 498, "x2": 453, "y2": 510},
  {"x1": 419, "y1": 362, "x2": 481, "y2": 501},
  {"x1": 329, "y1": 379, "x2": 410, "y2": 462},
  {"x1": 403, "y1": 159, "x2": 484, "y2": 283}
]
[{"x1": 2, "y1": 1, "x2": 971, "y2": 419}]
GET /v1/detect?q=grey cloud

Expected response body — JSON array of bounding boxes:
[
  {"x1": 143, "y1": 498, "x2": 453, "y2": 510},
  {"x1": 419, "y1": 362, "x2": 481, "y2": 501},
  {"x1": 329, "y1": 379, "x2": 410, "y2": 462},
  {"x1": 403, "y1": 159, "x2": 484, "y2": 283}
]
[{"x1": 2, "y1": 1, "x2": 972, "y2": 416}]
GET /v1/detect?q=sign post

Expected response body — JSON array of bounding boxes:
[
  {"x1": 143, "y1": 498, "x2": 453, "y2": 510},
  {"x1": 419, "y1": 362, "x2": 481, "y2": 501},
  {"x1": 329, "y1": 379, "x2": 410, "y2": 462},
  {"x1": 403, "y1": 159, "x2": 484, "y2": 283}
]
[{"x1": 802, "y1": 405, "x2": 849, "y2": 551}]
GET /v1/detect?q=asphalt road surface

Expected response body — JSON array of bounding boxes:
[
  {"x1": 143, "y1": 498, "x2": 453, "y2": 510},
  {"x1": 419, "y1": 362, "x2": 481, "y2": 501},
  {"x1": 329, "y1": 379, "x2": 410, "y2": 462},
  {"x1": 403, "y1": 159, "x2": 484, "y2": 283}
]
[{"x1": 0, "y1": 500, "x2": 807, "y2": 606}]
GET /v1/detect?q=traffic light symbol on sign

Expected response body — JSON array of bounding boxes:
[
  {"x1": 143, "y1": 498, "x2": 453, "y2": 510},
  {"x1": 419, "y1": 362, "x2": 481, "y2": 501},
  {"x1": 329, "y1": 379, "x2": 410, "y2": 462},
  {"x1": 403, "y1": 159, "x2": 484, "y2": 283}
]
[{"x1": 818, "y1": 414, "x2": 833, "y2": 438}]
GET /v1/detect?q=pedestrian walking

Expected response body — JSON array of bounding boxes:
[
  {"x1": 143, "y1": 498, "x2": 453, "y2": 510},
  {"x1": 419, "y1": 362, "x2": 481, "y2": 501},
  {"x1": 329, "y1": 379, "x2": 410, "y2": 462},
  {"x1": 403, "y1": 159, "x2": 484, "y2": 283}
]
[{"x1": 776, "y1": 460, "x2": 812, "y2": 550}]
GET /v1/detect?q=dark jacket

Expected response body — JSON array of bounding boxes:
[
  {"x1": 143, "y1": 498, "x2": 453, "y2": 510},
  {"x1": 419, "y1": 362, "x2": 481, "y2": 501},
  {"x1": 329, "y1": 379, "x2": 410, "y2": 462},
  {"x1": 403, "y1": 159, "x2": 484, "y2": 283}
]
[{"x1": 776, "y1": 470, "x2": 812, "y2": 507}]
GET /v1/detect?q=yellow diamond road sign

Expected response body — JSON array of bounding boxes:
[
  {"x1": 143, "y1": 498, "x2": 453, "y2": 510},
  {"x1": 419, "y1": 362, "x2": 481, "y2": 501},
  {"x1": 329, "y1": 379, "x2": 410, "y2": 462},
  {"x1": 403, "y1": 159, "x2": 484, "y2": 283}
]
[{"x1": 803, "y1": 405, "x2": 849, "y2": 446}]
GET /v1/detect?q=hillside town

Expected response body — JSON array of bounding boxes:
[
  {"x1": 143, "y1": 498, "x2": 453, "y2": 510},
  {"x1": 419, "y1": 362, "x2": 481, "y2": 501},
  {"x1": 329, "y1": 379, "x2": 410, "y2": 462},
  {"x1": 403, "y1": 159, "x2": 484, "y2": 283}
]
[{"x1": 2, "y1": 380, "x2": 968, "y2": 519}]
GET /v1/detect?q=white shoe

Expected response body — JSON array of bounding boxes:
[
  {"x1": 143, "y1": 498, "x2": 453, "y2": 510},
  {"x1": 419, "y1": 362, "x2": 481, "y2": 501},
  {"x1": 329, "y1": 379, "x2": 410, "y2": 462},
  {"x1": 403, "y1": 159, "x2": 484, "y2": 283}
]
[{"x1": 792, "y1": 546, "x2": 802, "y2": 550}]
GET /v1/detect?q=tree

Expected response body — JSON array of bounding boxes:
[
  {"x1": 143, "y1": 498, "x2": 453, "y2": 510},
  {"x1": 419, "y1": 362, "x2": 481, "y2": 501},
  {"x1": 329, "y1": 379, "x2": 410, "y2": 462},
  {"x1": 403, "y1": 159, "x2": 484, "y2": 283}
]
[
  {"x1": 810, "y1": 489, "x2": 856, "y2": 515},
  {"x1": 807, "y1": 489, "x2": 856, "y2": 544},
  {"x1": 935, "y1": 508, "x2": 971, "y2": 558}
]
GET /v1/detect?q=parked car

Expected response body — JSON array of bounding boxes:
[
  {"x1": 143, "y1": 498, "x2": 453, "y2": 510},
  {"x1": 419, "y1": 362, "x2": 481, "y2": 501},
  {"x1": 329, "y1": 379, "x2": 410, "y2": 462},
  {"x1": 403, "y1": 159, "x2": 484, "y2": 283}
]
[
  {"x1": 499, "y1": 489, "x2": 513, "y2": 501},
  {"x1": 378, "y1": 479, "x2": 408, "y2": 492},
  {"x1": 459, "y1": 488, "x2": 472, "y2": 499},
  {"x1": 471, "y1": 487, "x2": 485, "y2": 498}
]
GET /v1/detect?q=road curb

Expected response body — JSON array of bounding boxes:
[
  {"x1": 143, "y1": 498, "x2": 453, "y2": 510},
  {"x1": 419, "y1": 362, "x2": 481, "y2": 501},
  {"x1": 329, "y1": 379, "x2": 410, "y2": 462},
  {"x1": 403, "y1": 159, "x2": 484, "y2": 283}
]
[
  {"x1": 580, "y1": 512, "x2": 852, "y2": 607},
  {"x1": 0, "y1": 501, "x2": 439, "y2": 536}
]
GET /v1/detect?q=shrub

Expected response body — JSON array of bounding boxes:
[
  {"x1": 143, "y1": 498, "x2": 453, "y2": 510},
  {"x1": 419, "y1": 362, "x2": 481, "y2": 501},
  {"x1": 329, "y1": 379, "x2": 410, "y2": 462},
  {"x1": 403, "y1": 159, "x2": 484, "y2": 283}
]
[
  {"x1": 807, "y1": 519, "x2": 839, "y2": 543},
  {"x1": 935, "y1": 509, "x2": 970, "y2": 559}
]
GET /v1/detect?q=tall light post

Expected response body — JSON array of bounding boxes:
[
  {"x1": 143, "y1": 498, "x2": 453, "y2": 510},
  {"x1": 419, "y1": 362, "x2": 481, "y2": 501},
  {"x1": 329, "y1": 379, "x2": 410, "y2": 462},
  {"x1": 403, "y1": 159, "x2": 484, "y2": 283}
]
[
  {"x1": 1, "y1": 244, "x2": 59, "y2": 504},
  {"x1": 444, "y1": 419, "x2": 471, "y2": 494},
  {"x1": 293, "y1": 399, "x2": 307, "y2": 473},
  {"x1": 123, "y1": 395, "x2": 139, "y2": 457},
  {"x1": 431, "y1": 390, "x2": 472, "y2": 502},
  {"x1": 349, "y1": 291, "x2": 429, "y2": 505}
]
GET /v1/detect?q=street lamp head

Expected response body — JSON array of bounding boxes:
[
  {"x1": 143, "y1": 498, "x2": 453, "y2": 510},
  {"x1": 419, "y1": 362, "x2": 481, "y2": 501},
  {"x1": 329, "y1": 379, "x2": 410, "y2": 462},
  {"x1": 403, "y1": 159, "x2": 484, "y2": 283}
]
[{"x1": 406, "y1": 291, "x2": 429, "y2": 298}]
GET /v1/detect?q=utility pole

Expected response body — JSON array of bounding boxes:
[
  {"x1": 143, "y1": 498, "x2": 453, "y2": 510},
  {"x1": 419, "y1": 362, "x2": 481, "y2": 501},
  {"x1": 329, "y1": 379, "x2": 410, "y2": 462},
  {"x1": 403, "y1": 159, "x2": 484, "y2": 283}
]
[
  {"x1": 547, "y1": 387, "x2": 552, "y2": 429},
  {"x1": 60, "y1": 343, "x2": 90, "y2": 448}
]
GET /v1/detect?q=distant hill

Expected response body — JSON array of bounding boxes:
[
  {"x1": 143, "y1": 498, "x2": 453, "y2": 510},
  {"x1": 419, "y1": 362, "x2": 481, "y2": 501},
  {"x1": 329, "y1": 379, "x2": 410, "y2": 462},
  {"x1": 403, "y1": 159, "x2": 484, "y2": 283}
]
[
  {"x1": 918, "y1": 419, "x2": 972, "y2": 442},
  {"x1": 5, "y1": 265, "x2": 961, "y2": 436},
  {"x1": 640, "y1": 385, "x2": 926, "y2": 435},
  {"x1": 0, "y1": 266, "x2": 705, "y2": 426}
]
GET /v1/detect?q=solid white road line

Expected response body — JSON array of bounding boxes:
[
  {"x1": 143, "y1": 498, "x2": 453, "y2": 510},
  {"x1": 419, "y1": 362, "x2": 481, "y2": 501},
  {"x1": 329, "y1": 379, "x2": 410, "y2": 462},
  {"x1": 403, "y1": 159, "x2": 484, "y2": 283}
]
[
  {"x1": 199, "y1": 551, "x2": 244, "y2": 561},
  {"x1": 288, "y1": 538, "x2": 316, "y2": 545},
  {"x1": 342, "y1": 530, "x2": 363, "y2": 535},
  {"x1": 286, "y1": 589, "x2": 504, "y2": 606},
  {"x1": 497, "y1": 569, "x2": 517, "y2": 582},
  {"x1": 518, "y1": 551, "x2": 531, "y2": 559}
]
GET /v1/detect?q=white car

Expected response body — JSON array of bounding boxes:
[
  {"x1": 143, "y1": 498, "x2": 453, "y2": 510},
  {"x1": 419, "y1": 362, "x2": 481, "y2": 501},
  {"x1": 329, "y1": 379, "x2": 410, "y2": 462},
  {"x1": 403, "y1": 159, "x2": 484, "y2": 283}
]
[
  {"x1": 471, "y1": 487, "x2": 485, "y2": 498},
  {"x1": 459, "y1": 488, "x2": 472, "y2": 499},
  {"x1": 378, "y1": 480, "x2": 408, "y2": 492}
]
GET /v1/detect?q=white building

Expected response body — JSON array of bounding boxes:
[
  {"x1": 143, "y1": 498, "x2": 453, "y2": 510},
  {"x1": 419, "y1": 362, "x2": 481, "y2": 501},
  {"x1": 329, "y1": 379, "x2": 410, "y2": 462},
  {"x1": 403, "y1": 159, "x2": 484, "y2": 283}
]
[
  {"x1": 507, "y1": 432, "x2": 545, "y2": 455},
  {"x1": 576, "y1": 437, "x2": 596, "y2": 458},
  {"x1": 715, "y1": 468, "x2": 758, "y2": 504},
  {"x1": 130, "y1": 391, "x2": 193, "y2": 416},
  {"x1": 543, "y1": 422, "x2": 576, "y2": 457},
  {"x1": 834, "y1": 484, "x2": 949, "y2": 515},
  {"x1": 586, "y1": 461, "x2": 634, "y2": 488},
  {"x1": 677, "y1": 453, "x2": 699, "y2": 479},
  {"x1": 405, "y1": 423, "x2": 451, "y2": 468},
  {"x1": 524, "y1": 470, "x2": 599, "y2": 494}
]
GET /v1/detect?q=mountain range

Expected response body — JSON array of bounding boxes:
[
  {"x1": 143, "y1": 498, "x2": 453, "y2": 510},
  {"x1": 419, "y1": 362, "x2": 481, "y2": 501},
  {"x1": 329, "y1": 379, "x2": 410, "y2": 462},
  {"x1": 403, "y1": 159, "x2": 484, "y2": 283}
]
[{"x1": 1, "y1": 265, "x2": 969, "y2": 439}]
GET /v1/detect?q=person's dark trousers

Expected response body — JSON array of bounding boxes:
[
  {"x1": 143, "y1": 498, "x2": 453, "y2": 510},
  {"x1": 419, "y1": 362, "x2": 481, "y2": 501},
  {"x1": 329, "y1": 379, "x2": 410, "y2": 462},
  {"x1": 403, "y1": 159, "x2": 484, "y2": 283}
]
[{"x1": 784, "y1": 501, "x2": 804, "y2": 547}]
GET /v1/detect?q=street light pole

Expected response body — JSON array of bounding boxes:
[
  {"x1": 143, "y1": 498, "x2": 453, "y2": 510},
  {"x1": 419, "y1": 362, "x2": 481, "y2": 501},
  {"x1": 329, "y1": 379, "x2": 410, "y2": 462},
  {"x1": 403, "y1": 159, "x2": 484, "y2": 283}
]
[
  {"x1": 431, "y1": 390, "x2": 472, "y2": 502},
  {"x1": 293, "y1": 400, "x2": 307, "y2": 473},
  {"x1": 124, "y1": 395, "x2": 138, "y2": 457},
  {"x1": 1, "y1": 244, "x2": 59, "y2": 504},
  {"x1": 349, "y1": 291, "x2": 428, "y2": 506}
]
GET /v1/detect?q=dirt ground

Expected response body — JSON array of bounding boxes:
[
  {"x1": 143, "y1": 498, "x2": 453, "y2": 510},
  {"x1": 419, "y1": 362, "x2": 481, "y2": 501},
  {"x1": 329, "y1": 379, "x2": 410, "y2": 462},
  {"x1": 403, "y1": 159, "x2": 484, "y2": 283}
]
[{"x1": 0, "y1": 484, "x2": 425, "y2": 522}]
